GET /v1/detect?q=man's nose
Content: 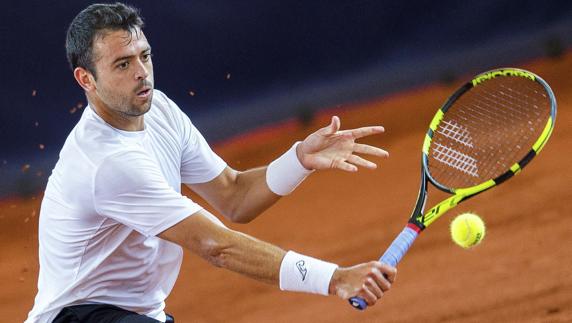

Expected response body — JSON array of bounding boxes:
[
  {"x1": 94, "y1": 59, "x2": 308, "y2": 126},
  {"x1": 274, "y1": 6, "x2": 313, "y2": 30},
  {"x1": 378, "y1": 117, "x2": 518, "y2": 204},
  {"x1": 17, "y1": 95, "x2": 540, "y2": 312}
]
[{"x1": 134, "y1": 59, "x2": 149, "y2": 80}]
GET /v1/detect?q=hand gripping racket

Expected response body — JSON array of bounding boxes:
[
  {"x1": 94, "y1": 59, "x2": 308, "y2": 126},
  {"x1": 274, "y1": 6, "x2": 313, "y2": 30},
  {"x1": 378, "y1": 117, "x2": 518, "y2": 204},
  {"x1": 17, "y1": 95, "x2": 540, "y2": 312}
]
[{"x1": 349, "y1": 68, "x2": 557, "y2": 310}]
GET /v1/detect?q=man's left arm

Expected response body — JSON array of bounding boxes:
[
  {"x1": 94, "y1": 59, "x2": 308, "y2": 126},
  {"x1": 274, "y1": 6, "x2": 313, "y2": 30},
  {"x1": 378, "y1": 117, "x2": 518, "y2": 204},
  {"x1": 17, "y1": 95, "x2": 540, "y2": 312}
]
[
  {"x1": 187, "y1": 166, "x2": 277, "y2": 223},
  {"x1": 187, "y1": 116, "x2": 389, "y2": 223}
]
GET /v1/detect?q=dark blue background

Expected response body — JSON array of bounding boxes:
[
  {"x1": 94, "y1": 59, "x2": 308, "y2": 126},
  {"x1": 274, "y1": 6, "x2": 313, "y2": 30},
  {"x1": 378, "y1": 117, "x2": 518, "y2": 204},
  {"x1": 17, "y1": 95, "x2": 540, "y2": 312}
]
[{"x1": 1, "y1": 0, "x2": 571, "y2": 196}]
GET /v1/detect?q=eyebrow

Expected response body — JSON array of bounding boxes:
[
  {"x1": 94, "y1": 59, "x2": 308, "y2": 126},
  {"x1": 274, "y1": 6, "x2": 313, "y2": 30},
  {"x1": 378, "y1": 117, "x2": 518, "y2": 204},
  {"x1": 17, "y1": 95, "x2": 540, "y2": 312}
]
[{"x1": 111, "y1": 46, "x2": 152, "y2": 66}]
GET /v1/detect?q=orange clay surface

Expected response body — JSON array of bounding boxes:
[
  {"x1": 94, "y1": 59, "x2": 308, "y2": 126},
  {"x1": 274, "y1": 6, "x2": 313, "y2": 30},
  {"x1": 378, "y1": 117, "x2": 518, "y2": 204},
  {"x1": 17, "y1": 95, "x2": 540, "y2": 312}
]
[{"x1": 2, "y1": 53, "x2": 572, "y2": 322}]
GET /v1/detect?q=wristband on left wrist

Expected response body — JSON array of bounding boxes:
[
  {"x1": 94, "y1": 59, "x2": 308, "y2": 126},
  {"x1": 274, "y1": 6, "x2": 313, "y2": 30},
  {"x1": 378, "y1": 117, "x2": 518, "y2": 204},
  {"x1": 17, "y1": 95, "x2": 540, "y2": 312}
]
[{"x1": 266, "y1": 142, "x2": 314, "y2": 196}]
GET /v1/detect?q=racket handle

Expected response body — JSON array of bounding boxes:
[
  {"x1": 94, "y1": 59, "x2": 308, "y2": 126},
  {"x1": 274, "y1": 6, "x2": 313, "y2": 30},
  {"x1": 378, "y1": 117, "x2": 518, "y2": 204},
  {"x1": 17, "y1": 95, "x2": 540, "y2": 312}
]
[
  {"x1": 349, "y1": 225, "x2": 419, "y2": 310},
  {"x1": 379, "y1": 225, "x2": 419, "y2": 267}
]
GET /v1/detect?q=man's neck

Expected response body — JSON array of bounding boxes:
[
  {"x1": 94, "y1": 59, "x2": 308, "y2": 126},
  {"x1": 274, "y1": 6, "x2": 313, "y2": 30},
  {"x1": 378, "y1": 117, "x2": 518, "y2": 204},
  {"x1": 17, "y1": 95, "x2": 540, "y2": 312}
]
[{"x1": 87, "y1": 96, "x2": 145, "y2": 131}]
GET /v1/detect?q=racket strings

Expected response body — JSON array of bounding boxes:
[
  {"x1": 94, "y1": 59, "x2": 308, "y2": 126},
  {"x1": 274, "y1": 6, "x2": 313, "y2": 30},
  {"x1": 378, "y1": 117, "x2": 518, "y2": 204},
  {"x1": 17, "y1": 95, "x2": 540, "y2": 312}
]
[
  {"x1": 432, "y1": 143, "x2": 479, "y2": 177},
  {"x1": 428, "y1": 76, "x2": 551, "y2": 188},
  {"x1": 467, "y1": 81, "x2": 549, "y2": 175}
]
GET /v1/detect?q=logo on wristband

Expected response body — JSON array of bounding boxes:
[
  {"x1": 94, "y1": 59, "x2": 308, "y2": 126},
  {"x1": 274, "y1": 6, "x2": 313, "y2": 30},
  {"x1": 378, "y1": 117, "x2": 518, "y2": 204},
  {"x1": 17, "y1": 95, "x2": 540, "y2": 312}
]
[{"x1": 296, "y1": 260, "x2": 307, "y2": 281}]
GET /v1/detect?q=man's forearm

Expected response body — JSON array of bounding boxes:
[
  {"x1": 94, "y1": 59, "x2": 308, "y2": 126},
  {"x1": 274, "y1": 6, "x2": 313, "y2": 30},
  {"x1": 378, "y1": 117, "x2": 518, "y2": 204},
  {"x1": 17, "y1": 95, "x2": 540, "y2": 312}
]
[
  {"x1": 187, "y1": 166, "x2": 280, "y2": 223},
  {"x1": 204, "y1": 225, "x2": 286, "y2": 284},
  {"x1": 159, "y1": 211, "x2": 337, "y2": 294},
  {"x1": 160, "y1": 210, "x2": 284, "y2": 284},
  {"x1": 189, "y1": 143, "x2": 313, "y2": 223},
  {"x1": 228, "y1": 142, "x2": 313, "y2": 222},
  {"x1": 227, "y1": 166, "x2": 282, "y2": 223},
  {"x1": 159, "y1": 210, "x2": 396, "y2": 305}
]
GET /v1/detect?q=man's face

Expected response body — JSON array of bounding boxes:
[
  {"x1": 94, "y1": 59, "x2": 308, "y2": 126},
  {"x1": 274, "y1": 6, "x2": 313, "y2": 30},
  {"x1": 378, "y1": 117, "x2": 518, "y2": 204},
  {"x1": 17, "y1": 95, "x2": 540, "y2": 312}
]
[{"x1": 90, "y1": 27, "x2": 154, "y2": 117}]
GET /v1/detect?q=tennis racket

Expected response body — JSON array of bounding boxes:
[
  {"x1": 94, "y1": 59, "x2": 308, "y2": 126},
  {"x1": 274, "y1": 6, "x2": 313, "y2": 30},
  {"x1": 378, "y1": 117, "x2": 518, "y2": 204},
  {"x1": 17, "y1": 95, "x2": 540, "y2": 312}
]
[{"x1": 349, "y1": 68, "x2": 557, "y2": 310}]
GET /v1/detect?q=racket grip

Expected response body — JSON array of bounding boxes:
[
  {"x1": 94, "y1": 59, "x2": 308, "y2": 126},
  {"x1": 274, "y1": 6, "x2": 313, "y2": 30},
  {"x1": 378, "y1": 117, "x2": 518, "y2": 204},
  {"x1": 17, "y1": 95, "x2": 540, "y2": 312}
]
[
  {"x1": 349, "y1": 225, "x2": 419, "y2": 310},
  {"x1": 379, "y1": 225, "x2": 419, "y2": 267}
]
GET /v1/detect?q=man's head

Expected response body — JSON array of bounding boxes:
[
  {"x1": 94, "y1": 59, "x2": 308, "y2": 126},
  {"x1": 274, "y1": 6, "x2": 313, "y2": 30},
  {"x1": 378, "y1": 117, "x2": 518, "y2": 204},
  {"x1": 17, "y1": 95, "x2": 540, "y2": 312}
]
[{"x1": 67, "y1": 3, "x2": 154, "y2": 127}]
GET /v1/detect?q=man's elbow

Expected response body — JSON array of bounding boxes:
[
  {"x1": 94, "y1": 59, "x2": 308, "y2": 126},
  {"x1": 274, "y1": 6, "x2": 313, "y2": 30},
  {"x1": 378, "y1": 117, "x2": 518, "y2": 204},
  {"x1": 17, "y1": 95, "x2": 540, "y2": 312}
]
[
  {"x1": 226, "y1": 209, "x2": 255, "y2": 224},
  {"x1": 221, "y1": 198, "x2": 256, "y2": 224},
  {"x1": 199, "y1": 238, "x2": 232, "y2": 268}
]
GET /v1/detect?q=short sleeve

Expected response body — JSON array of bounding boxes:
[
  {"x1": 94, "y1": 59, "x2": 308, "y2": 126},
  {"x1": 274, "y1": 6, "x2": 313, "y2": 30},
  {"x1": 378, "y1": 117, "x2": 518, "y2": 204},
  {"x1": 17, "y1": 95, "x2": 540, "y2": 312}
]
[
  {"x1": 180, "y1": 118, "x2": 227, "y2": 184},
  {"x1": 93, "y1": 150, "x2": 202, "y2": 237}
]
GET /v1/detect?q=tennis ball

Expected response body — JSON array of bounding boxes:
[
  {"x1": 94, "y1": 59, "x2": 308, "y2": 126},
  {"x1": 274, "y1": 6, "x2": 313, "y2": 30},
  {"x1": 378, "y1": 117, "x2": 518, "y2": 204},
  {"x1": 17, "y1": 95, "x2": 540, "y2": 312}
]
[{"x1": 450, "y1": 213, "x2": 485, "y2": 249}]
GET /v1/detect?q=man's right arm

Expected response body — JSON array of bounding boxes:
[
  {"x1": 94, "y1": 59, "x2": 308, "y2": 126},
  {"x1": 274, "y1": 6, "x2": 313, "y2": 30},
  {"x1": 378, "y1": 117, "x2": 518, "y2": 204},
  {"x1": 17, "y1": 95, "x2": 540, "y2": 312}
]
[{"x1": 158, "y1": 210, "x2": 397, "y2": 306}]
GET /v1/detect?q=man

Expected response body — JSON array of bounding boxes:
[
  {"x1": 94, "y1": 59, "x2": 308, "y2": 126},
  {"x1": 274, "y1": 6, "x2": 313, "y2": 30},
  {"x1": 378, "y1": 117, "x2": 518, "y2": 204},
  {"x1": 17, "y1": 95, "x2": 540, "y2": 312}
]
[{"x1": 26, "y1": 3, "x2": 396, "y2": 322}]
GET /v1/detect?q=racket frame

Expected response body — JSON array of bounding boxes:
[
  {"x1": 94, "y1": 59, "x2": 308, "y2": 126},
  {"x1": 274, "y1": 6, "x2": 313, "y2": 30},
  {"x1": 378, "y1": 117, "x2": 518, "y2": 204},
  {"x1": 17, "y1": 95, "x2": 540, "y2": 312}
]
[
  {"x1": 415, "y1": 68, "x2": 556, "y2": 229},
  {"x1": 349, "y1": 68, "x2": 557, "y2": 310}
]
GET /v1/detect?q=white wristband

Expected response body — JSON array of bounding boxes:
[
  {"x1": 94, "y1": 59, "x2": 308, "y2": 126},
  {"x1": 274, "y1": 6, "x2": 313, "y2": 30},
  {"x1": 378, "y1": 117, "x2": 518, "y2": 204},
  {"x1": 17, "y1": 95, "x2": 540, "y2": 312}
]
[
  {"x1": 266, "y1": 142, "x2": 314, "y2": 196},
  {"x1": 279, "y1": 251, "x2": 338, "y2": 296}
]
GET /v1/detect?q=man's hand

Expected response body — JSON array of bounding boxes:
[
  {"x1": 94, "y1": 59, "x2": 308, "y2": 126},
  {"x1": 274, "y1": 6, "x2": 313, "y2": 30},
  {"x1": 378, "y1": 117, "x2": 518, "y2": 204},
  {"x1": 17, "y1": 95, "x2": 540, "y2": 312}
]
[
  {"x1": 329, "y1": 261, "x2": 396, "y2": 306},
  {"x1": 297, "y1": 116, "x2": 389, "y2": 172}
]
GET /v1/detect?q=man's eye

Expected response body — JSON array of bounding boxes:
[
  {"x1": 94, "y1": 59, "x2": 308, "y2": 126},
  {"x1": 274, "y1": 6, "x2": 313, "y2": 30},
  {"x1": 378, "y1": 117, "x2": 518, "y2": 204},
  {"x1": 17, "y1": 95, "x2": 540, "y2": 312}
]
[
  {"x1": 118, "y1": 62, "x2": 129, "y2": 69},
  {"x1": 142, "y1": 53, "x2": 152, "y2": 62}
]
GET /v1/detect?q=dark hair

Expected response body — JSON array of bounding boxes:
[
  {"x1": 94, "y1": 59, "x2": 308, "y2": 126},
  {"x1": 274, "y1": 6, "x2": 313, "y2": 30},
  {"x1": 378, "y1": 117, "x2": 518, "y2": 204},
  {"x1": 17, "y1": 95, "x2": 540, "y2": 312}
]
[{"x1": 65, "y1": 2, "x2": 144, "y2": 77}]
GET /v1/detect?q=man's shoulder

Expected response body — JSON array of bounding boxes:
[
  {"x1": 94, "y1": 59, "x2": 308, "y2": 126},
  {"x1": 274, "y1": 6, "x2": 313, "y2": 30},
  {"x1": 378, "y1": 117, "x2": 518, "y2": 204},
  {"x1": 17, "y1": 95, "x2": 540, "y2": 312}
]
[
  {"x1": 148, "y1": 89, "x2": 194, "y2": 137},
  {"x1": 150, "y1": 89, "x2": 175, "y2": 112},
  {"x1": 61, "y1": 109, "x2": 138, "y2": 167},
  {"x1": 150, "y1": 89, "x2": 190, "y2": 120}
]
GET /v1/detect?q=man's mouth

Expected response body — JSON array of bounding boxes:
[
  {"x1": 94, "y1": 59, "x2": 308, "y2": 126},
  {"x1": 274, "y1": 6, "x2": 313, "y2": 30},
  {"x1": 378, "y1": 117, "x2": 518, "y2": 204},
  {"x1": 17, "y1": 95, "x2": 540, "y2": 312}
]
[{"x1": 137, "y1": 87, "x2": 152, "y2": 98}]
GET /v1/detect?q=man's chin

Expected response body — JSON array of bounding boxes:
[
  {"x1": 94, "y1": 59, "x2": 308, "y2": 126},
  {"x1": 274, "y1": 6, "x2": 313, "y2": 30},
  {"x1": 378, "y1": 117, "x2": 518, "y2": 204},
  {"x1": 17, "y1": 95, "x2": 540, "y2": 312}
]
[
  {"x1": 130, "y1": 93, "x2": 153, "y2": 116},
  {"x1": 125, "y1": 102, "x2": 152, "y2": 117}
]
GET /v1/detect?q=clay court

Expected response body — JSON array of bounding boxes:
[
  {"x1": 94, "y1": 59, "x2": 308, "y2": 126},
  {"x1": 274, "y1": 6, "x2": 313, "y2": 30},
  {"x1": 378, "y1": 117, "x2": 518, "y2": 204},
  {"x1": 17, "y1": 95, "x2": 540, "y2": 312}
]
[{"x1": 2, "y1": 53, "x2": 571, "y2": 322}]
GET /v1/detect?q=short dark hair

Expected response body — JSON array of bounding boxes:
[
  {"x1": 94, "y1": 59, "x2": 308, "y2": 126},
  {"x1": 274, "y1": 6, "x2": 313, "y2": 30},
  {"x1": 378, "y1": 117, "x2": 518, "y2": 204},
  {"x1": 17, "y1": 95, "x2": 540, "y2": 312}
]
[{"x1": 65, "y1": 2, "x2": 144, "y2": 77}]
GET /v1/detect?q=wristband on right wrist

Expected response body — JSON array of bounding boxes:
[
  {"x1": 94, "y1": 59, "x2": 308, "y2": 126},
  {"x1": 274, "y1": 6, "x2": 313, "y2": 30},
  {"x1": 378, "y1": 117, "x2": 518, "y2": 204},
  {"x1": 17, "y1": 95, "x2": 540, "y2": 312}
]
[{"x1": 279, "y1": 250, "x2": 338, "y2": 296}]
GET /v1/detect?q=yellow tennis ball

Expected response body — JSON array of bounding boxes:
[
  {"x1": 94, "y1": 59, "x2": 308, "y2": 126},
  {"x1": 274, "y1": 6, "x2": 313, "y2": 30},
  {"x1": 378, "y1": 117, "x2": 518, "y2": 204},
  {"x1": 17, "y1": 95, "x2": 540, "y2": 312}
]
[{"x1": 450, "y1": 213, "x2": 486, "y2": 249}]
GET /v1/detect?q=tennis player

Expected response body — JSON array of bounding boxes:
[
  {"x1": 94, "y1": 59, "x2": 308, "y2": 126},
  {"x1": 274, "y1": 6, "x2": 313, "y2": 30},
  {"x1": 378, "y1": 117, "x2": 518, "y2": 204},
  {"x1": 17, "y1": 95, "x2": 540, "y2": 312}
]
[{"x1": 26, "y1": 3, "x2": 396, "y2": 322}]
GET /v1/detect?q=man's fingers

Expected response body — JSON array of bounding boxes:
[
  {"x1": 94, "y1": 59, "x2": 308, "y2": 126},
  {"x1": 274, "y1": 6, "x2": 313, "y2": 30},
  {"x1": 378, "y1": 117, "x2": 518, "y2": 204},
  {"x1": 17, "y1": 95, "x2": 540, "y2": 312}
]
[
  {"x1": 347, "y1": 155, "x2": 377, "y2": 169},
  {"x1": 371, "y1": 266, "x2": 392, "y2": 292},
  {"x1": 331, "y1": 116, "x2": 341, "y2": 133},
  {"x1": 380, "y1": 264, "x2": 397, "y2": 284},
  {"x1": 353, "y1": 143, "x2": 389, "y2": 158},
  {"x1": 346, "y1": 126, "x2": 385, "y2": 139},
  {"x1": 320, "y1": 115, "x2": 341, "y2": 135},
  {"x1": 362, "y1": 288, "x2": 379, "y2": 306},
  {"x1": 331, "y1": 159, "x2": 358, "y2": 172},
  {"x1": 332, "y1": 262, "x2": 396, "y2": 307},
  {"x1": 365, "y1": 277, "x2": 384, "y2": 299}
]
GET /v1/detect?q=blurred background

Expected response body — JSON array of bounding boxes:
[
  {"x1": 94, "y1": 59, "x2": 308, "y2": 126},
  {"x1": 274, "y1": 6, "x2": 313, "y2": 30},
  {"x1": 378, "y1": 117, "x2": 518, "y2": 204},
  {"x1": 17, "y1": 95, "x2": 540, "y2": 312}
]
[{"x1": 0, "y1": 0, "x2": 571, "y2": 197}]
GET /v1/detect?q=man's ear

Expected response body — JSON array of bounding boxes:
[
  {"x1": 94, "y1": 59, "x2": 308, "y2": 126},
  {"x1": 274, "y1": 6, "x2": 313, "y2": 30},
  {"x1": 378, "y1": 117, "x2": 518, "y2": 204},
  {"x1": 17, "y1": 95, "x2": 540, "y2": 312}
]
[{"x1": 73, "y1": 67, "x2": 96, "y2": 92}]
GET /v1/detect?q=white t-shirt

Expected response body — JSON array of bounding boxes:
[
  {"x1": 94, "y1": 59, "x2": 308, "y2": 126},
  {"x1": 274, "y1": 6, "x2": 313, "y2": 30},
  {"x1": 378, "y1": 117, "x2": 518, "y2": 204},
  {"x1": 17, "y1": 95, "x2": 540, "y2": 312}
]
[{"x1": 26, "y1": 90, "x2": 227, "y2": 323}]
